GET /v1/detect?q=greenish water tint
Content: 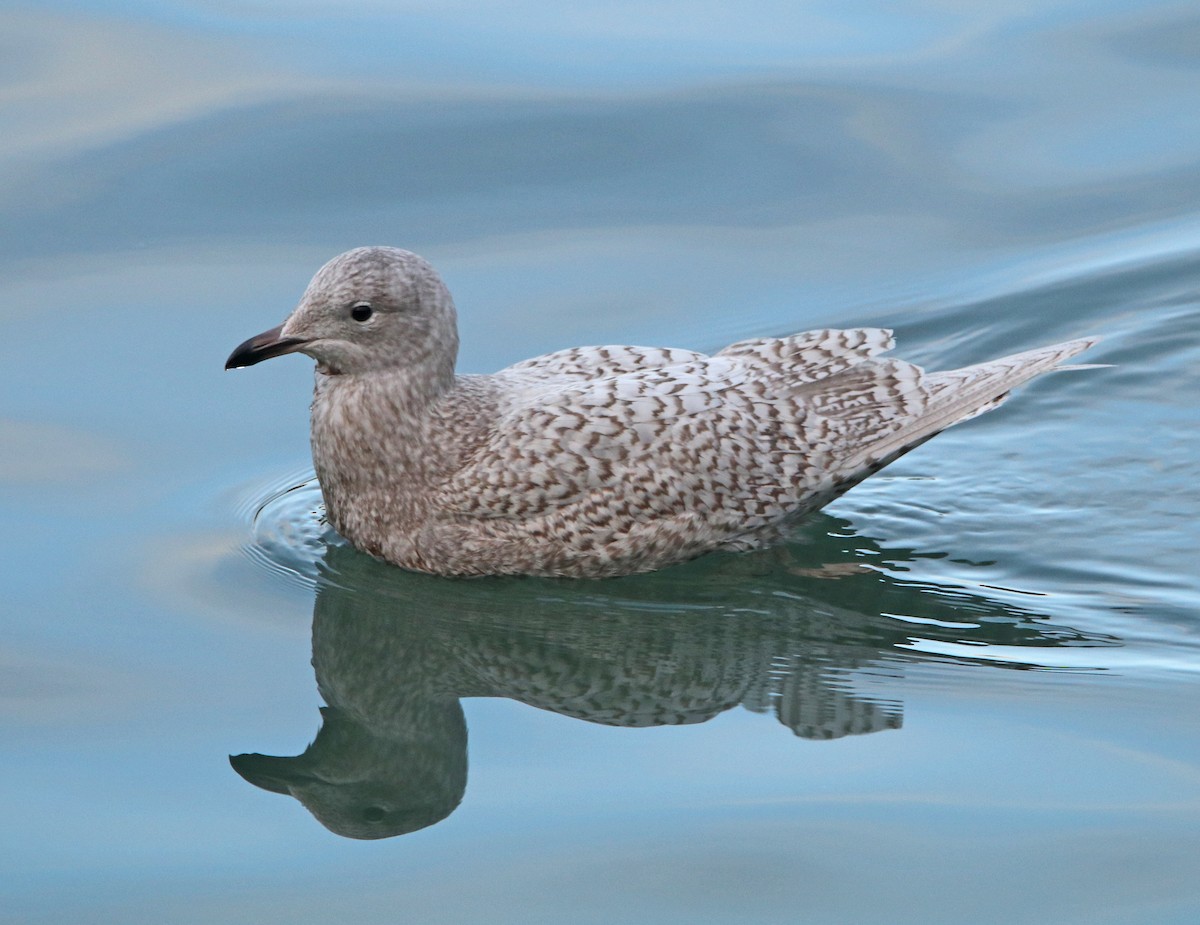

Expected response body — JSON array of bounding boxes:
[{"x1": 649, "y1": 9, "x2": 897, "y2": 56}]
[{"x1": 3, "y1": 2, "x2": 1199, "y2": 923}]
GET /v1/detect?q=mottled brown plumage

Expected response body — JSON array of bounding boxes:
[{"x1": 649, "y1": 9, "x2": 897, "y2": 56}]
[{"x1": 226, "y1": 247, "x2": 1098, "y2": 578}]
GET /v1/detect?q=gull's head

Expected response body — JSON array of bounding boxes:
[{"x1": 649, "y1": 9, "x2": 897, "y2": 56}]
[{"x1": 225, "y1": 247, "x2": 459, "y2": 379}]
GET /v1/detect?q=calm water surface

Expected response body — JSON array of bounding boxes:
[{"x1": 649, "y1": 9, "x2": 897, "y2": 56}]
[{"x1": 3, "y1": 2, "x2": 1199, "y2": 923}]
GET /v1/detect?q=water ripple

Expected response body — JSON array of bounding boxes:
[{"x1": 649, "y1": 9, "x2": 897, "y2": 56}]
[{"x1": 235, "y1": 467, "x2": 336, "y2": 590}]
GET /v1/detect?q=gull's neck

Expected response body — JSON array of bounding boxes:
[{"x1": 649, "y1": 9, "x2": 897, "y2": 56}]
[{"x1": 310, "y1": 366, "x2": 457, "y2": 553}]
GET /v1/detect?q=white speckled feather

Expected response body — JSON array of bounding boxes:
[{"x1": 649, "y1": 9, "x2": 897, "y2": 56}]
[{"x1": 227, "y1": 247, "x2": 1100, "y2": 578}]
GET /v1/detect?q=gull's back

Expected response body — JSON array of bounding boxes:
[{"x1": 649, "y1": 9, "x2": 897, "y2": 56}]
[{"x1": 414, "y1": 329, "x2": 1097, "y2": 577}]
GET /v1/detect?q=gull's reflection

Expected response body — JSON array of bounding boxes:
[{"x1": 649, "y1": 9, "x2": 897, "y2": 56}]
[{"x1": 231, "y1": 517, "x2": 1112, "y2": 839}]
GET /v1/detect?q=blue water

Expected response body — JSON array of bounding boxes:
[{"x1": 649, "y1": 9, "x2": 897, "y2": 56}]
[{"x1": 3, "y1": 2, "x2": 1199, "y2": 923}]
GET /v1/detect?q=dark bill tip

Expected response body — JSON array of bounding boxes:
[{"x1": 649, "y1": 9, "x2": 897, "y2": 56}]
[
  {"x1": 229, "y1": 752, "x2": 314, "y2": 794},
  {"x1": 225, "y1": 324, "x2": 309, "y2": 370}
]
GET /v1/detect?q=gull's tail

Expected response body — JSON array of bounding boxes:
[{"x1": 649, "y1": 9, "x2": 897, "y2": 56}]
[{"x1": 848, "y1": 336, "x2": 1101, "y2": 471}]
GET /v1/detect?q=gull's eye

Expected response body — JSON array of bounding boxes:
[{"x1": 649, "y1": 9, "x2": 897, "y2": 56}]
[{"x1": 350, "y1": 303, "x2": 374, "y2": 322}]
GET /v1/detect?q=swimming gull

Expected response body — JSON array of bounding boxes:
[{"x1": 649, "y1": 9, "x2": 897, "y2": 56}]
[{"x1": 226, "y1": 246, "x2": 1098, "y2": 578}]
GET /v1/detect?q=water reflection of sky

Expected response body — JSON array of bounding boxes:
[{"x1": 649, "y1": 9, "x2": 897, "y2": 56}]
[{"x1": 8, "y1": 4, "x2": 1200, "y2": 238}]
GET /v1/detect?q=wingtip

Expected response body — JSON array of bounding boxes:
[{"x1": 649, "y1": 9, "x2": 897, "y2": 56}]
[{"x1": 1052, "y1": 334, "x2": 1104, "y2": 366}]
